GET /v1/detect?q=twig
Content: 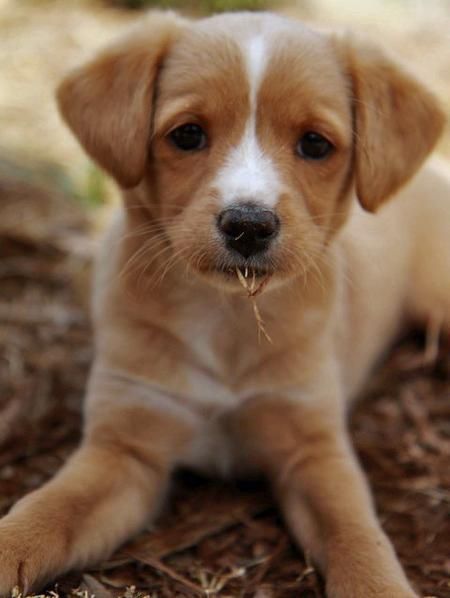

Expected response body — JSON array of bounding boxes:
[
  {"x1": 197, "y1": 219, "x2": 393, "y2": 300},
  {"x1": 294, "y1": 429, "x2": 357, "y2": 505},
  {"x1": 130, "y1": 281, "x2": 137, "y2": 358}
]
[
  {"x1": 125, "y1": 554, "x2": 205, "y2": 596},
  {"x1": 236, "y1": 268, "x2": 273, "y2": 343}
]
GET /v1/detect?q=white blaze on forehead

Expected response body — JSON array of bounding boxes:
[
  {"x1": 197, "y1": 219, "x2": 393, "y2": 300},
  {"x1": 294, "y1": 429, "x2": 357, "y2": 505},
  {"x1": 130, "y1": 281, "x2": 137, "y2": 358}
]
[
  {"x1": 214, "y1": 34, "x2": 282, "y2": 209},
  {"x1": 246, "y1": 35, "x2": 267, "y2": 105}
]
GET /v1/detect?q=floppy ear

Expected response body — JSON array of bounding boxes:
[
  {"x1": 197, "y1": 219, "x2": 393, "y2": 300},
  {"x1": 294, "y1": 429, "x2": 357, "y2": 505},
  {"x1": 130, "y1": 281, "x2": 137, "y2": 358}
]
[
  {"x1": 343, "y1": 36, "x2": 445, "y2": 212},
  {"x1": 57, "y1": 12, "x2": 186, "y2": 188}
]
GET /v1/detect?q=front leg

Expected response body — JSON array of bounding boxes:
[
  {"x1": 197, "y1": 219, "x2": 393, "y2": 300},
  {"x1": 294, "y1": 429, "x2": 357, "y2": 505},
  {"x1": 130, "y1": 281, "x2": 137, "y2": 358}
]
[
  {"x1": 233, "y1": 395, "x2": 418, "y2": 598},
  {"x1": 0, "y1": 369, "x2": 195, "y2": 595}
]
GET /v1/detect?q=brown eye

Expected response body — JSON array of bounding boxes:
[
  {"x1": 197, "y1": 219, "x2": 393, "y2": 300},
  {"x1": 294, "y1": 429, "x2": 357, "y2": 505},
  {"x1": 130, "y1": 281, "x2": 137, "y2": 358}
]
[
  {"x1": 297, "y1": 132, "x2": 334, "y2": 160},
  {"x1": 169, "y1": 124, "x2": 207, "y2": 151}
]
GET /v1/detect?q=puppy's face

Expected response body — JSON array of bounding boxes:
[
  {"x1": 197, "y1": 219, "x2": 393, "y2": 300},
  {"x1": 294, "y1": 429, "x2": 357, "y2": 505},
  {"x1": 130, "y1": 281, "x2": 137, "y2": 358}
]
[
  {"x1": 151, "y1": 18, "x2": 353, "y2": 289},
  {"x1": 57, "y1": 12, "x2": 444, "y2": 292}
]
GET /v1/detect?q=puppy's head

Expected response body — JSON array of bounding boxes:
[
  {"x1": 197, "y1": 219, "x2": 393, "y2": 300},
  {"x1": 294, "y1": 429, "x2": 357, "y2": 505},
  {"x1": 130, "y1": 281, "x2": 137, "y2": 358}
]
[{"x1": 57, "y1": 12, "x2": 445, "y2": 291}]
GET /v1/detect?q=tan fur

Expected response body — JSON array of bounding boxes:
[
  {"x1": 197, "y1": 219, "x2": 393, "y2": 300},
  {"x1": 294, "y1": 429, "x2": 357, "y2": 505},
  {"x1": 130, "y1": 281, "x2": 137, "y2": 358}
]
[{"x1": 0, "y1": 11, "x2": 448, "y2": 597}]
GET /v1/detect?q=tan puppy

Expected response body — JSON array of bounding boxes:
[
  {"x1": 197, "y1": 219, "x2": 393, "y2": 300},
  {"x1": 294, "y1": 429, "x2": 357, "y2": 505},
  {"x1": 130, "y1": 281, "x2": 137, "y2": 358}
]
[{"x1": 0, "y1": 11, "x2": 448, "y2": 597}]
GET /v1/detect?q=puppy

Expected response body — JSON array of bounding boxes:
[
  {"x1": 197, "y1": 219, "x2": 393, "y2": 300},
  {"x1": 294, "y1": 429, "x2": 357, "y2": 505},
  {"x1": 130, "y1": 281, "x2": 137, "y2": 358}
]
[{"x1": 0, "y1": 10, "x2": 448, "y2": 597}]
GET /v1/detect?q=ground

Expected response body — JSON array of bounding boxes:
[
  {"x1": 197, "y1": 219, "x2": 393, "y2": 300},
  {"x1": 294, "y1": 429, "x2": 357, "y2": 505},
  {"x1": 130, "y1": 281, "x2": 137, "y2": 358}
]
[{"x1": 0, "y1": 1, "x2": 449, "y2": 597}]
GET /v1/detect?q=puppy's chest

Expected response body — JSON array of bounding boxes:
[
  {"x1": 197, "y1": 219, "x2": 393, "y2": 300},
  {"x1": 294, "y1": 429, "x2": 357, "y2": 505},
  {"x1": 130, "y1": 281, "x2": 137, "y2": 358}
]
[
  {"x1": 180, "y1": 301, "x2": 256, "y2": 388},
  {"x1": 171, "y1": 304, "x2": 259, "y2": 476},
  {"x1": 170, "y1": 297, "x2": 326, "y2": 475},
  {"x1": 175, "y1": 296, "x2": 324, "y2": 400}
]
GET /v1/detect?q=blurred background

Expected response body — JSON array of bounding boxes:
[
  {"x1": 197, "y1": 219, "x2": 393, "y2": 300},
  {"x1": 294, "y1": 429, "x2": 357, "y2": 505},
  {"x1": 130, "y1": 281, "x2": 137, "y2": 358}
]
[{"x1": 0, "y1": 1, "x2": 449, "y2": 597}]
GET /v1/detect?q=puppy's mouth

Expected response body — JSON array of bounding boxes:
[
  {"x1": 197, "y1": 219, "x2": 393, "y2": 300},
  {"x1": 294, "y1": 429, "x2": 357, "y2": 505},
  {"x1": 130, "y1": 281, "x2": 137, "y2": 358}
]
[
  {"x1": 214, "y1": 265, "x2": 273, "y2": 279},
  {"x1": 193, "y1": 257, "x2": 276, "y2": 294},
  {"x1": 192, "y1": 245, "x2": 276, "y2": 281}
]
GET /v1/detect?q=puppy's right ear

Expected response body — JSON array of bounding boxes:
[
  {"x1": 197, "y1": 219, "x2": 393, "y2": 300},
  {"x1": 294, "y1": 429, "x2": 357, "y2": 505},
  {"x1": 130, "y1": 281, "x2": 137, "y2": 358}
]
[{"x1": 57, "y1": 12, "x2": 186, "y2": 188}]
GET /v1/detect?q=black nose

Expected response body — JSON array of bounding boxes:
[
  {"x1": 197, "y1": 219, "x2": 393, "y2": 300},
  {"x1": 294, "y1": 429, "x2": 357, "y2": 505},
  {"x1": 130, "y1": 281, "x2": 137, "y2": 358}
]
[{"x1": 217, "y1": 204, "x2": 280, "y2": 258}]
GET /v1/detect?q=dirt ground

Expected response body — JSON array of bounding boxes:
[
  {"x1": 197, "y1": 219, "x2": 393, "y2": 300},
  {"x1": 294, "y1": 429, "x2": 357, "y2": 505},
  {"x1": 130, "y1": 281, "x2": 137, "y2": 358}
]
[{"x1": 0, "y1": 1, "x2": 449, "y2": 597}]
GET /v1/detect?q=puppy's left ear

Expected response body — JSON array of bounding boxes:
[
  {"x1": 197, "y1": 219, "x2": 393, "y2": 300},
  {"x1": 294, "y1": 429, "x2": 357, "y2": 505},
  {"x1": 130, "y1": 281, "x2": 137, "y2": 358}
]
[
  {"x1": 57, "y1": 12, "x2": 186, "y2": 188},
  {"x1": 342, "y1": 36, "x2": 445, "y2": 212}
]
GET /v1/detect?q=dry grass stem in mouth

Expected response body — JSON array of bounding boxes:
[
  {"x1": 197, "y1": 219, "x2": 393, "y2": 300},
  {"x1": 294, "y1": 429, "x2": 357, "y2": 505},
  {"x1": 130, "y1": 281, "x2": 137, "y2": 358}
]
[{"x1": 236, "y1": 268, "x2": 273, "y2": 343}]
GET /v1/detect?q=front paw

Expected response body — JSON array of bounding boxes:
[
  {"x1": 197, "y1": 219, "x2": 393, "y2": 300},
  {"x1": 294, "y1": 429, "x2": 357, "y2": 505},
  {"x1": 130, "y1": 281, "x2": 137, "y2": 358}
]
[
  {"x1": 0, "y1": 529, "x2": 34, "y2": 595},
  {"x1": 0, "y1": 519, "x2": 66, "y2": 596},
  {"x1": 326, "y1": 577, "x2": 419, "y2": 598},
  {"x1": 325, "y1": 531, "x2": 420, "y2": 598},
  {"x1": 0, "y1": 524, "x2": 42, "y2": 595},
  {"x1": 328, "y1": 589, "x2": 418, "y2": 598}
]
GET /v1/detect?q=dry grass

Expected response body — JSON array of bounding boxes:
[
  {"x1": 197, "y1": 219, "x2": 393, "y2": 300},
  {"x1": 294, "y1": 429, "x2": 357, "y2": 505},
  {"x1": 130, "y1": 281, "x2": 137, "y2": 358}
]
[
  {"x1": 236, "y1": 268, "x2": 273, "y2": 343},
  {"x1": 0, "y1": 1, "x2": 449, "y2": 597}
]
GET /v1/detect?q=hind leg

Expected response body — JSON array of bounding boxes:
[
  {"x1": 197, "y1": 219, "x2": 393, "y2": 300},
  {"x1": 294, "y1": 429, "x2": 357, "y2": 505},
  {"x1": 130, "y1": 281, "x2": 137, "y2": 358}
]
[{"x1": 407, "y1": 173, "x2": 450, "y2": 352}]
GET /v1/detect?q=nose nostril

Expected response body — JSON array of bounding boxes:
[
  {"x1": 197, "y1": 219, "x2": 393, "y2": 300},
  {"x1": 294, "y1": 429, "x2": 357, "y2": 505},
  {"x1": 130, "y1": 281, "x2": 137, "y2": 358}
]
[
  {"x1": 254, "y1": 220, "x2": 277, "y2": 240},
  {"x1": 217, "y1": 212, "x2": 245, "y2": 239}
]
